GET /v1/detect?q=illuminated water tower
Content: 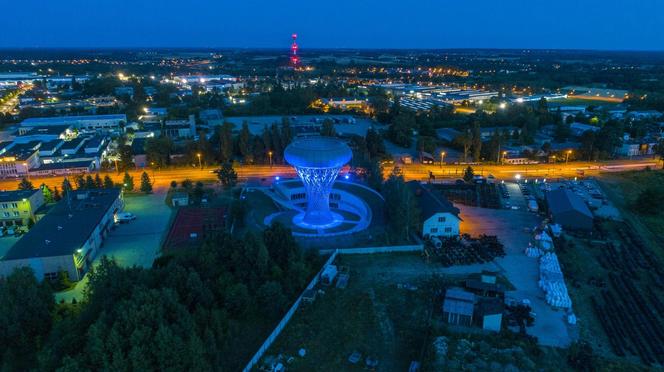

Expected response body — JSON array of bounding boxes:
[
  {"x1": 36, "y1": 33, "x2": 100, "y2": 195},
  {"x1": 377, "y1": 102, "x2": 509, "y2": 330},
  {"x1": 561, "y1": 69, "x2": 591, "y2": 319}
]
[{"x1": 290, "y1": 33, "x2": 300, "y2": 66}]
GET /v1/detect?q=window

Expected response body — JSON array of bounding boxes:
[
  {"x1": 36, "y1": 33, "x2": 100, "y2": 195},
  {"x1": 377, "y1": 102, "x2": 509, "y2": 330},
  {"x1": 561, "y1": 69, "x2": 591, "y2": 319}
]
[
  {"x1": 2, "y1": 212, "x2": 9, "y2": 218},
  {"x1": 445, "y1": 227, "x2": 452, "y2": 233},
  {"x1": 1, "y1": 204, "x2": 6, "y2": 209},
  {"x1": 10, "y1": 203, "x2": 17, "y2": 208},
  {"x1": 12, "y1": 211, "x2": 19, "y2": 217},
  {"x1": 438, "y1": 216, "x2": 446, "y2": 223},
  {"x1": 430, "y1": 228, "x2": 438, "y2": 234}
]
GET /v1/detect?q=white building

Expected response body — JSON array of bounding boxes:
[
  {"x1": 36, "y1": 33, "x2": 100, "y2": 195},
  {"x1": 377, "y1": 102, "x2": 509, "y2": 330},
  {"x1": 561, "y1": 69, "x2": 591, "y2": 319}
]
[{"x1": 407, "y1": 181, "x2": 461, "y2": 238}]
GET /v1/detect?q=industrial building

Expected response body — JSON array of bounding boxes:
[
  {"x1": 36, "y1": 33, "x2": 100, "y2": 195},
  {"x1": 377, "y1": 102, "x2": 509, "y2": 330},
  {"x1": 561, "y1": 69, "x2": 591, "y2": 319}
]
[
  {"x1": 20, "y1": 114, "x2": 127, "y2": 133},
  {"x1": 0, "y1": 188, "x2": 123, "y2": 281},
  {"x1": 545, "y1": 188, "x2": 594, "y2": 231},
  {"x1": 407, "y1": 181, "x2": 461, "y2": 238}
]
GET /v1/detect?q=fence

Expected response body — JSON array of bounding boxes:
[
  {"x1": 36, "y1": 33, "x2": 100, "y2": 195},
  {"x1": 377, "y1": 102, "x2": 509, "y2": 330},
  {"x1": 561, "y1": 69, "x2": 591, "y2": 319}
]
[
  {"x1": 242, "y1": 250, "x2": 338, "y2": 372},
  {"x1": 242, "y1": 244, "x2": 422, "y2": 371}
]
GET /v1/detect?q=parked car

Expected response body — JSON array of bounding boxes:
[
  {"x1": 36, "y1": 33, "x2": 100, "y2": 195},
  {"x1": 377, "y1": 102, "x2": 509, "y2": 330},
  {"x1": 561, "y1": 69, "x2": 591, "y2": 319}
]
[{"x1": 115, "y1": 212, "x2": 136, "y2": 223}]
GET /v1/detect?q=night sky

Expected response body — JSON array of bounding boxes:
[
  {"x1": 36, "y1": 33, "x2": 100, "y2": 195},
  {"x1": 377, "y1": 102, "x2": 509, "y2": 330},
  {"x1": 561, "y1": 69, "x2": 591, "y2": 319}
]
[{"x1": 3, "y1": 0, "x2": 663, "y2": 50}]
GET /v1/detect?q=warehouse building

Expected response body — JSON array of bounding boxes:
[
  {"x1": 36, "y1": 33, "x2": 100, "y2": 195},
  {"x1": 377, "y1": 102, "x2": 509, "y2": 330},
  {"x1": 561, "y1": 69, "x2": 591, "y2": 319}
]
[
  {"x1": 0, "y1": 188, "x2": 123, "y2": 281},
  {"x1": 546, "y1": 188, "x2": 594, "y2": 231},
  {"x1": 20, "y1": 114, "x2": 126, "y2": 133}
]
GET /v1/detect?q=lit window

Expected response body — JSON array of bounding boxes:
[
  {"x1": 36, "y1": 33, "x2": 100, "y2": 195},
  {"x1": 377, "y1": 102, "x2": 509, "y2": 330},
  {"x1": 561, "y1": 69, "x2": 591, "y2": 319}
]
[{"x1": 438, "y1": 216, "x2": 446, "y2": 222}]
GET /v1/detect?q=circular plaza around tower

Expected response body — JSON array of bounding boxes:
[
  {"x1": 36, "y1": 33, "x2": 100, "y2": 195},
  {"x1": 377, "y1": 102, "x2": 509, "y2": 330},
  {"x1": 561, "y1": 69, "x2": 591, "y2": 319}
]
[{"x1": 259, "y1": 136, "x2": 379, "y2": 237}]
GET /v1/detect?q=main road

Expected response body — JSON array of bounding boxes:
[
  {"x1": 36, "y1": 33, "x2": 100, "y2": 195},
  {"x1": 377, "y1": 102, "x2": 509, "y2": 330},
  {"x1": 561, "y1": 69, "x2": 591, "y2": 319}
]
[{"x1": 0, "y1": 158, "x2": 657, "y2": 192}]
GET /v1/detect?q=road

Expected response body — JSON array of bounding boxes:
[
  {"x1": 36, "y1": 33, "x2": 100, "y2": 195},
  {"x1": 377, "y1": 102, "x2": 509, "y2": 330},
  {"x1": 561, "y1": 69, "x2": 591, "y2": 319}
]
[
  {"x1": 0, "y1": 85, "x2": 31, "y2": 115},
  {"x1": 0, "y1": 158, "x2": 656, "y2": 192}
]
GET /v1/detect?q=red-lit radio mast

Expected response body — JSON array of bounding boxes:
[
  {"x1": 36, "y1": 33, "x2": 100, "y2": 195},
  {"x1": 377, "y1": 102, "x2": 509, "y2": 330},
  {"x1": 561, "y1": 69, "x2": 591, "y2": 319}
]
[{"x1": 290, "y1": 33, "x2": 300, "y2": 66}]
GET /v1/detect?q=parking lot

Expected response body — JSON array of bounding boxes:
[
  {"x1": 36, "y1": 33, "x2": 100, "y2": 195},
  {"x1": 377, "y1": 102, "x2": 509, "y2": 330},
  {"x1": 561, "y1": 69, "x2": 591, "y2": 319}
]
[
  {"x1": 56, "y1": 192, "x2": 172, "y2": 302},
  {"x1": 459, "y1": 205, "x2": 574, "y2": 347}
]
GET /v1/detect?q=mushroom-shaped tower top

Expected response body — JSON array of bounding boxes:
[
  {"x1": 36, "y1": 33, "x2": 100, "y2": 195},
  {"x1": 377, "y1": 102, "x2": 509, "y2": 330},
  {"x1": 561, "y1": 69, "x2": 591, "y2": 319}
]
[
  {"x1": 284, "y1": 137, "x2": 352, "y2": 169},
  {"x1": 284, "y1": 137, "x2": 352, "y2": 227}
]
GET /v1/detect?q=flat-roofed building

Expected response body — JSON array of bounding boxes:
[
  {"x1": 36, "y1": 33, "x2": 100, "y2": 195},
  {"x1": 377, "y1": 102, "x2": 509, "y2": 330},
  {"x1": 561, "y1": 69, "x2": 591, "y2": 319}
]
[
  {"x1": 0, "y1": 189, "x2": 45, "y2": 230},
  {"x1": 20, "y1": 114, "x2": 126, "y2": 133},
  {"x1": 0, "y1": 188, "x2": 123, "y2": 281}
]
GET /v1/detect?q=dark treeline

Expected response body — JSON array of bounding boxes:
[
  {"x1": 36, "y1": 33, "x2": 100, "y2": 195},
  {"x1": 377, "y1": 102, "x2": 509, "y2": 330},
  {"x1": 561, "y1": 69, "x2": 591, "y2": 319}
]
[{"x1": 0, "y1": 223, "x2": 322, "y2": 371}]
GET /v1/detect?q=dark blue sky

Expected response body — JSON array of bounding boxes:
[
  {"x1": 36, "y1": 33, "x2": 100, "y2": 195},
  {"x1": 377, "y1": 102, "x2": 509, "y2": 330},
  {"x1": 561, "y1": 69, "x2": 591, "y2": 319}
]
[{"x1": 3, "y1": 0, "x2": 663, "y2": 50}]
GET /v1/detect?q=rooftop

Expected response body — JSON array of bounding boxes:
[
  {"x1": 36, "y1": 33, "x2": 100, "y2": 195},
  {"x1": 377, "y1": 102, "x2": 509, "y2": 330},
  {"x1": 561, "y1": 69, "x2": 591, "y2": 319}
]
[
  {"x1": 407, "y1": 181, "x2": 461, "y2": 221},
  {"x1": 3, "y1": 188, "x2": 121, "y2": 261},
  {"x1": 443, "y1": 288, "x2": 475, "y2": 316},
  {"x1": 21, "y1": 114, "x2": 126, "y2": 126},
  {"x1": 546, "y1": 188, "x2": 593, "y2": 219},
  {"x1": 0, "y1": 189, "x2": 41, "y2": 203}
]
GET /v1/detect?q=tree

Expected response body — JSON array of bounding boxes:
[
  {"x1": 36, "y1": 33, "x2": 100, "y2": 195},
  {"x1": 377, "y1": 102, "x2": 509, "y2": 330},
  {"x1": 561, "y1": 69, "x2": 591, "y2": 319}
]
[
  {"x1": 471, "y1": 122, "x2": 482, "y2": 162},
  {"x1": 53, "y1": 186, "x2": 61, "y2": 201},
  {"x1": 367, "y1": 160, "x2": 384, "y2": 191},
  {"x1": 62, "y1": 178, "x2": 73, "y2": 196},
  {"x1": 217, "y1": 162, "x2": 237, "y2": 189},
  {"x1": 382, "y1": 174, "x2": 420, "y2": 242},
  {"x1": 145, "y1": 137, "x2": 174, "y2": 167},
  {"x1": 634, "y1": 187, "x2": 664, "y2": 215},
  {"x1": 654, "y1": 139, "x2": 664, "y2": 169},
  {"x1": 94, "y1": 174, "x2": 103, "y2": 189},
  {"x1": 140, "y1": 172, "x2": 153, "y2": 194},
  {"x1": 85, "y1": 175, "x2": 96, "y2": 189},
  {"x1": 41, "y1": 184, "x2": 54, "y2": 203},
  {"x1": 463, "y1": 166, "x2": 475, "y2": 183},
  {"x1": 567, "y1": 341, "x2": 596, "y2": 372},
  {"x1": 237, "y1": 121, "x2": 253, "y2": 163},
  {"x1": 170, "y1": 180, "x2": 177, "y2": 189},
  {"x1": 0, "y1": 267, "x2": 54, "y2": 370},
  {"x1": 103, "y1": 175, "x2": 115, "y2": 188},
  {"x1": 74, "y1": 175, "x2": 86, "y2": 189},
  {"x1": 118, "y1": 144, "x2": 134, "y2": 171},
  {"x1": 365, "y1": 128, "x2": 386, "y2": 159},
  {"x1": 123, "y1": 172, "x2": 134, "y2": 191},
  {"x1": 17, "y1": 177, "x2": 34, "y2": 191},
  {"x1": 219, "y1": 122, "x2": 234, "y2": 163},
  {"x1": 320, "y1": 119, "x2": 335, "y2": 137}
]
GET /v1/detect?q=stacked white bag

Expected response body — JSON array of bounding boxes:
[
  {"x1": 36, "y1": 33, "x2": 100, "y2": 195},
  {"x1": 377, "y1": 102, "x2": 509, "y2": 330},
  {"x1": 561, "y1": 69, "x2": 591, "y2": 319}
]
[{"x1": 538, "y1": 253, "x2": 572, "y2": 309}]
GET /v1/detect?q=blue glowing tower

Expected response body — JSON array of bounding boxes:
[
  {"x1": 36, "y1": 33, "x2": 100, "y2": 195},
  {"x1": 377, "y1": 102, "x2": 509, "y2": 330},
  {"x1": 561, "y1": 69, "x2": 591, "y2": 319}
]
[{"x1": 284, "y1": 137, "x2": 352, "y2": 227}]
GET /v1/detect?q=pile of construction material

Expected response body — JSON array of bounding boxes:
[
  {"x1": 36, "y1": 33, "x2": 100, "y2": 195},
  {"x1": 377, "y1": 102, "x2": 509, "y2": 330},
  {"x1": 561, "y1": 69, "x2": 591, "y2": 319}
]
[{"x1": 538, "y1": 253, "x2": 572, "y2": 309}]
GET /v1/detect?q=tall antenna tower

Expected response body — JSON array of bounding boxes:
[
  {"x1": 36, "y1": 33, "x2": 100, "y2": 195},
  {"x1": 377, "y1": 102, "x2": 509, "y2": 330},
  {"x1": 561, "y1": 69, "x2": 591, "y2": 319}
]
[{"x1": 290, "y1": 34, "x2": 300, "y2": 66}]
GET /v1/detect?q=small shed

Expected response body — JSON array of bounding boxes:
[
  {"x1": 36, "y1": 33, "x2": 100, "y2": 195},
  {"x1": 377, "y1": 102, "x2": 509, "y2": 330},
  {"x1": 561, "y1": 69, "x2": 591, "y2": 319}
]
[
  {"x1": 321, "y1": 265, "x2": 338, "y2": 286},
  {"x1": 465, "y1": 279, "x2": 506, "y2": 299},
  {"x1": 172, "y1": 192, "x2": 189, "y2": 207},
  {"x1": 442, "y1": 288, "x2": 475, "y2": 326},
  {"x1": 477, "y1": 298, "x2": 504, "y2": 332}
]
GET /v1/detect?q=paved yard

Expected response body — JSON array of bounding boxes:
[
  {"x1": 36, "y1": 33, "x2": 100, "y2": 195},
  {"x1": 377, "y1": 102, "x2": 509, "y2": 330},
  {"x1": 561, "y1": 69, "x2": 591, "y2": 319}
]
[
  {"x1": 459, "y1": 205, "x2": 574, "y2": 347},
  {"x1": 56, "y1": 192, "x2": 172, "y2": 303},
  {"x1": 100, "y1": 192, "x2": 172, "y2": 268}
]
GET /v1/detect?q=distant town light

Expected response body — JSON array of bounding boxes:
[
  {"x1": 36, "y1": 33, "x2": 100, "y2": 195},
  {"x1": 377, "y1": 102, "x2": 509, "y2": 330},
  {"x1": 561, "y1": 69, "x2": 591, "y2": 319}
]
[
  {"x1": 515, "y1": 174, "x2": 521, "y2": 180},
  {"x1": 275, "y1": 176, "x2": 280, "y2": 181},
  {"x1": 499, "y1": 102, "x2": 507, "y2": 109},
  {"x1": 344, "y1": 174, "x2": 350, "y2": 180}
]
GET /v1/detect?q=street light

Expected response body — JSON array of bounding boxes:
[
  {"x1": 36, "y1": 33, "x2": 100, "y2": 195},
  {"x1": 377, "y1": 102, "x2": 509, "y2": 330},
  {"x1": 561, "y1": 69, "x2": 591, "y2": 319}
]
[
  {"x1": 565, "y1": 150, "x2": 572, "y2": 164},
  {"x1": 440, "y1": 151, "x2": 446, "y2": 168},
  {"x1": 196, "y1": 153, "x2": 202, "y2": 169},
  {"x1": 501, "y1": 151, "x2": 507, "y2": 165},
  {"x1": 268, "y1": 151, "x2": 273, "y2": 167}
]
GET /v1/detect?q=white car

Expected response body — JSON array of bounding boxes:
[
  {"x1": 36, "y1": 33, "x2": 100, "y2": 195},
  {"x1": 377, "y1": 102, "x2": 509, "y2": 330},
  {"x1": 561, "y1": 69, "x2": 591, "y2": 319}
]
[{"x1": 115, "y1": 212, "x2": 136, "y2": 223}]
